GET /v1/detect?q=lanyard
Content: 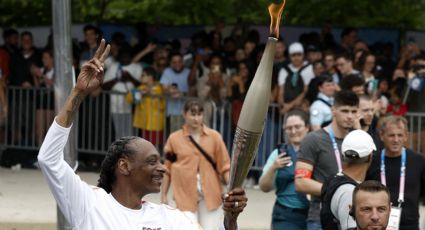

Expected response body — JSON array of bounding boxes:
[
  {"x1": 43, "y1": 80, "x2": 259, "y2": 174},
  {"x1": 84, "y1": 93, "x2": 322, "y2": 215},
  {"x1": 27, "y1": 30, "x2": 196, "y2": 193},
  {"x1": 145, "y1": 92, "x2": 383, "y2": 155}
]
[
  {"x1": 380, "y1": 148, "x2": 406, "y2": 206},
  {"x1": 327, "y1": 127, "x2": 343, "y2": 174}
]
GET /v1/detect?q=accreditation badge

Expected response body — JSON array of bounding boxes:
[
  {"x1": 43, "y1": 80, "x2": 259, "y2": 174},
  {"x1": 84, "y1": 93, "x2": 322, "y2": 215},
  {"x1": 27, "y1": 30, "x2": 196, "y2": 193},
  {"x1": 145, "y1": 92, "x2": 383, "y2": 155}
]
[
  {"x1": 410, "y1": 76, "x2": 425, "y2": 92},
  {"x1": 386, "y1": 206, "x2": 401, "y2": 230}
]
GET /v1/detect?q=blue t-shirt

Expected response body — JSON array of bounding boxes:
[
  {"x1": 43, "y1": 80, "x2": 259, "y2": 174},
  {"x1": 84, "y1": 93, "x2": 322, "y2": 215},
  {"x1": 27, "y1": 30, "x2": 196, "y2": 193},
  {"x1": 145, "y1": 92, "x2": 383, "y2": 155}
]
[
  {"x1": 261, "y1": 144, "x2": 309, "y2": 209},
  {"x1": 160, "y1": 67, "x2": 190, "y2": 92},
  {"x1": 160, "y1": 67, "x2": 190, "y2": 115}
]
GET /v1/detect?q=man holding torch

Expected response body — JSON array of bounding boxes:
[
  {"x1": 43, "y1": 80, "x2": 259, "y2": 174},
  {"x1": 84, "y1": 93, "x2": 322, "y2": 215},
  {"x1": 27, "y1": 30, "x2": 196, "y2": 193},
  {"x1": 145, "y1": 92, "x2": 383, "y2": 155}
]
[{"x1": 37, "y1": 39, "x2": 247, "y2": 230}]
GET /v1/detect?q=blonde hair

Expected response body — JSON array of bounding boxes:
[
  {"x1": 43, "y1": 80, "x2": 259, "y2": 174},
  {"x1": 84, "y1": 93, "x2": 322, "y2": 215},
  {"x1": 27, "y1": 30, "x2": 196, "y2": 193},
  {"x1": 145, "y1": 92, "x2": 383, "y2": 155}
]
[{"x1": 378, "y1": 115, "x2": 408, "y2": 134}]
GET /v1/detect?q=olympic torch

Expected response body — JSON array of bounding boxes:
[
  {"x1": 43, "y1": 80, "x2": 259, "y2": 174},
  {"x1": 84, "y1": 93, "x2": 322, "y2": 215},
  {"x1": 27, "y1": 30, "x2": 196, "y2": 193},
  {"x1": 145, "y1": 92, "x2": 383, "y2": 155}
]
[{"x1": 228, "y1": 1, "x2": 286, "y2": 189}]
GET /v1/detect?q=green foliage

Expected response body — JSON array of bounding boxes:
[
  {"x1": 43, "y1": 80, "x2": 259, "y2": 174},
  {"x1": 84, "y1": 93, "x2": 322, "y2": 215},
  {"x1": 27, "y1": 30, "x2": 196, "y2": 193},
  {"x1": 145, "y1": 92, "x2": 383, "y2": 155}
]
[
  {"x1": 284, "y1": 0, "x2": 425, "y2": 30},
  {"x1": 0, "y1": 0, "x2": 424, "y2": 30},
  {"x1": 0, "y1": 0, "x2": 52, "y2": 27}
]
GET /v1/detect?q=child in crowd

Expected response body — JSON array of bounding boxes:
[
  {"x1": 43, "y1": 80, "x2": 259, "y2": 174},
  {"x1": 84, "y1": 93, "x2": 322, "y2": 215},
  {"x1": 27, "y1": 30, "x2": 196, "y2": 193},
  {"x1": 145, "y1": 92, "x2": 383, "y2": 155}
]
[
  {"x1": 126, "y1": 67, "x2": 165, "y2": 146},
  {"x1": 386, "y1": 78, "x2": 408, "y2": 116}
]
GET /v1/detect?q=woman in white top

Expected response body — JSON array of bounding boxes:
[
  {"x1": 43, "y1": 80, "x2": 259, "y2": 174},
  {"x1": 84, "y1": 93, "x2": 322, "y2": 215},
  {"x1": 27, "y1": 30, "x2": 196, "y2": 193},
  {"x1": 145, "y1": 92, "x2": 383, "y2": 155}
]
[{"x1": 32, "y1": 49, "x2": 55, "y2": 146}]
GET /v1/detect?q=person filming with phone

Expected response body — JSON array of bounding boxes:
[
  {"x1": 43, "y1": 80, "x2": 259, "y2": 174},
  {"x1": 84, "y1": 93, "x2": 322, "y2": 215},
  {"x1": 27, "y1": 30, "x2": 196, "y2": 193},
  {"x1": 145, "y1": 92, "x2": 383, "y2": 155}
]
[{"x1": 259, "y1": 109, "x2": 310, "y2": 230}]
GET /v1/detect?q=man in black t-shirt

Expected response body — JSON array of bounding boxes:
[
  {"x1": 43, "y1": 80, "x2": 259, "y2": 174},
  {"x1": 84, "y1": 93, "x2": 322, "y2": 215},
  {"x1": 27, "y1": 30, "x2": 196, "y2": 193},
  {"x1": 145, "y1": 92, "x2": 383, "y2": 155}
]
[{"x1": 366, "y1": 115, "x2": 425, "y2": 230}]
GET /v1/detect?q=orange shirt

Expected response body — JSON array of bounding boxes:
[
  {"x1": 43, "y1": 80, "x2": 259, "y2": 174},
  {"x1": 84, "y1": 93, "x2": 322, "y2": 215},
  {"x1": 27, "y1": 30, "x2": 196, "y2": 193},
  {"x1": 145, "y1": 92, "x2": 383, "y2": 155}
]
[{"x1": 164, "y1": 125, "x2": 230, "y2": 212}]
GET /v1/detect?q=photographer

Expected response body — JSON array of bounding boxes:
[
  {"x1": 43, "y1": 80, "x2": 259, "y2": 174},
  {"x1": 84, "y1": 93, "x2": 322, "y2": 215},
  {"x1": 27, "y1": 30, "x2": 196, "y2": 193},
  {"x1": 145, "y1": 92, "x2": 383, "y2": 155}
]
[
  {"x1": 196, "y1": 54, "x2": 228, "y2": 126},
  {"x1": 406, "y1": 54, "x2": 425, "y2": 153},
  {"x1": 259, "y1": 109, "x2": 310, "y2": 230}
]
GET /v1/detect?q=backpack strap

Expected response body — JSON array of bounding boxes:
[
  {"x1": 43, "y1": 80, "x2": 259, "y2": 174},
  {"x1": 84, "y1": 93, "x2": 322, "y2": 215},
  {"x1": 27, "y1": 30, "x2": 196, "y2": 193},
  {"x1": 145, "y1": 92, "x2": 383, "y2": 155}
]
[
  {"x1": 298, "y1": 63, "x2": 310, "y2": 73},
  {"x1": 316, "y1": 97, "x2": 332, "y2": 108},
  {"x1": 284, "y1": 63, "x2": 310, "y2": 85},
  {"x1": 320, "y1": 174, "x2": 358, "y2": 230}
]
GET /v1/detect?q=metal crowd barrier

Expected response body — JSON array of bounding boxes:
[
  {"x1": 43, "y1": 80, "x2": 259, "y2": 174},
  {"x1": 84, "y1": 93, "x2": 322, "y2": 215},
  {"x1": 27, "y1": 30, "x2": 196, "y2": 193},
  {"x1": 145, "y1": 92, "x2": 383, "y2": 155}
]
[
  {"x1": 3, "y1": 87, "x2": 425, "y2": 171},
  {"x1": 2, "y1": 87, "x2": 283, "y2": 171},
  {"x1": 406, "y1": 112, "x2": 425, "y2": 154}
]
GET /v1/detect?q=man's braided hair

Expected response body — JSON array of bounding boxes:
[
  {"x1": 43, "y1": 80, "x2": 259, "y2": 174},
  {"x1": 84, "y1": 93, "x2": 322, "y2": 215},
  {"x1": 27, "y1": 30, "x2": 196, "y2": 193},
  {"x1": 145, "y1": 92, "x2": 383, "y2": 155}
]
[{"x1": 97, "y1": 136, "x2": 138, "y2": 193}]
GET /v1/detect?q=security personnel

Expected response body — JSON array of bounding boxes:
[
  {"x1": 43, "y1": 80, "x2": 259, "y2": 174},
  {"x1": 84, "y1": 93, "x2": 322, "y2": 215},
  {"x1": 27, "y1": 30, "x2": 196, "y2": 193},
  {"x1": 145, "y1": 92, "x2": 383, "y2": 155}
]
[{"x1": 309, "y1": 74, "x2": 336, "y2": 130}]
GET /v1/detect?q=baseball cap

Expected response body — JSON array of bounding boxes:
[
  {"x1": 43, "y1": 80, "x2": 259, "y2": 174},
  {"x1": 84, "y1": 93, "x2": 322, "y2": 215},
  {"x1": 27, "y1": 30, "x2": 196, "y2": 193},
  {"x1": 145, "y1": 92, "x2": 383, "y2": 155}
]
[
  {"x1": 342, "y1": 130, "x2": 376, "y2": 160},
  {"x1": 289, "y1": 42, "x2": 304, "y2": 54}
]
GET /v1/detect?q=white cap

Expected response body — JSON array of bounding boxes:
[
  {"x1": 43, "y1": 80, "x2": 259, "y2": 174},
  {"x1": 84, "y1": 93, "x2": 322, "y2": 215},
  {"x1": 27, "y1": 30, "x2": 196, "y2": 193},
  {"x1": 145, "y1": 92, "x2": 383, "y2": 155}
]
[
  {"x1": 342, "y1": 130, "x2": 376, "y2": 159},
  {"x1": 288, "y1": 42, "x2": 304, "y2": 54}
]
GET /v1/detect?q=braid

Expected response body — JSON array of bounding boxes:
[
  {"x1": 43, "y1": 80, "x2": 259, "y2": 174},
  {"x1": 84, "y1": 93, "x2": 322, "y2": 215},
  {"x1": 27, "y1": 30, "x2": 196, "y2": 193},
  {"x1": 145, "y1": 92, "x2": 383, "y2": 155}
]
[{"x1": 97, "y1": 136, "x2": 138, "y2": 193}]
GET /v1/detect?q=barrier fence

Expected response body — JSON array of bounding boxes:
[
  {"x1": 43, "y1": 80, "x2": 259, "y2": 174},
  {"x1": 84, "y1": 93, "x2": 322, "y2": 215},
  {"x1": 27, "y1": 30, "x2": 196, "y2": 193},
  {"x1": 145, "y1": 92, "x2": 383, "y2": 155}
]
[{"x1": 2, "y1": 87, "x2": 425, "y2": 171}]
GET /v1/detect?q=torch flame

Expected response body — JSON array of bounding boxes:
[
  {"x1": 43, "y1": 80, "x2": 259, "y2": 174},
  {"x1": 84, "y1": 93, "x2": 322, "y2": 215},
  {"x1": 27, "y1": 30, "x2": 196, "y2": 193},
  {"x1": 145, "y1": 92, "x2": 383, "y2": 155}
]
[{"x1": 268, "y1": 0, "x2": 286, "y2": 38}]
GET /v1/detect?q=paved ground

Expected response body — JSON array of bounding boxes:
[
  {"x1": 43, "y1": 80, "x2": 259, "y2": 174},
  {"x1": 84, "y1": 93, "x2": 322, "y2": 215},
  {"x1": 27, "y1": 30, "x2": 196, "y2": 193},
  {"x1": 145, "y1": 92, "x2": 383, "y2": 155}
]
[
  {"x1": 0, "y1": 167, "x2": 274, "y2": 230},
  {"x1": 2, "y1": 166, "x2": 425, "y2": 230}
]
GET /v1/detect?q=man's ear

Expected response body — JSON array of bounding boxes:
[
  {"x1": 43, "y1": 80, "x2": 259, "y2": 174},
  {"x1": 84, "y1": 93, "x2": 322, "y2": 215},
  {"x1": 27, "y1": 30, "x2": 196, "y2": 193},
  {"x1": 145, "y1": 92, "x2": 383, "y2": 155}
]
[
  {"x1": 117, "y1": 157, "x2": 131, "y2": 176},
  {"x1": 368, "y1": 154, "x2": 373, "y2": 163},
  {"x1": 403, "y1": 130, "x2": 409, "y2": 144},
  {"x1": 349, "y1": 204, "x2": 355, "y2": 219},
  {"x1": 379, "y1": 130, "x2": 384, "y2": 142}
]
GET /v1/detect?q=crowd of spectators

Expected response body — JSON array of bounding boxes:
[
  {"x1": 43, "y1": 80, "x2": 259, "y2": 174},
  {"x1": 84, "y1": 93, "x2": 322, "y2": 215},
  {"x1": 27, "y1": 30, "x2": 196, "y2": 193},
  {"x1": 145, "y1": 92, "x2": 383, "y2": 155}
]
[
  {"x1": 2, "y1": 21, "x2": 425, "y2": 229},
  {"x1": 1, "y1": 22, "x2": 425, "y2": 161}
]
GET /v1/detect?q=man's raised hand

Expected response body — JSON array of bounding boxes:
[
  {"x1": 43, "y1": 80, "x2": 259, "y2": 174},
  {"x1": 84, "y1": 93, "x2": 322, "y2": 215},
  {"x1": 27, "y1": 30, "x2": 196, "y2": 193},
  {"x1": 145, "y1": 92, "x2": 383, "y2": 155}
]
[
  {"x1": 56, "y1": 39, "x2": 109, "y2": 127},
  {"x1": 75, "y1": 39, "x2": 110, "y2": 95}
]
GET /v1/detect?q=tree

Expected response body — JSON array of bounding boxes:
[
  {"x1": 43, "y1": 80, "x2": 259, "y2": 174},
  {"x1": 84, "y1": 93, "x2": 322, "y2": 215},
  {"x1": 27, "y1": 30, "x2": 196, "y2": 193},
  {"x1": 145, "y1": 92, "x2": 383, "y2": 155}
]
[{"x1": 0, "y1": 0, "x2": 424, "y2": 30}]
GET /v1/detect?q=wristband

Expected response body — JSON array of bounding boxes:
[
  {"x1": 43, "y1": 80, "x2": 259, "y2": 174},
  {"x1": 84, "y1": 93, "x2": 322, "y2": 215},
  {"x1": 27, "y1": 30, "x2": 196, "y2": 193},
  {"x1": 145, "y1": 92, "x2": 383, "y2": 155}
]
[{"x1": 294, "y1": 168, "x2": 312, "y2": 179}]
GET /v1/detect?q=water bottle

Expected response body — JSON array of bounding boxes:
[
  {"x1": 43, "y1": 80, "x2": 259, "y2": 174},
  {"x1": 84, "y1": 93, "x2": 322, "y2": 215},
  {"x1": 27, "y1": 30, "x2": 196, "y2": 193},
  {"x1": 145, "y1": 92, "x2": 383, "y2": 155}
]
[{"x1": 132, "y1": 88, "x2": 141, "y2": 103}]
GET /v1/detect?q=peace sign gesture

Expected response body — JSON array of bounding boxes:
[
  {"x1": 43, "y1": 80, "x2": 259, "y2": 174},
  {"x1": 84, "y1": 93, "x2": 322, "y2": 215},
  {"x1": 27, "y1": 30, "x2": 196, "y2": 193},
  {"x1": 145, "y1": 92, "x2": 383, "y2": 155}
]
[
  {"x1": 76, "y1": 39, "x2": 110, "y2": 95},
  {"x1": 56, "y1": 39, "x2": 110, "y2": 127}
]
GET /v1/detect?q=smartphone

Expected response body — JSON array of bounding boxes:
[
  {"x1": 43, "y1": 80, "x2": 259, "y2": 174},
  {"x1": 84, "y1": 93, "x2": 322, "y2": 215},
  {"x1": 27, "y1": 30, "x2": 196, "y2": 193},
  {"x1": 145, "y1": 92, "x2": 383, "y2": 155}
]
[
  {"x1": 211, "y1": 65, "x2": 220, "y2": 74},
  {"x1": 279, "y1": 144, "x2": 293, "y2": 166}
]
